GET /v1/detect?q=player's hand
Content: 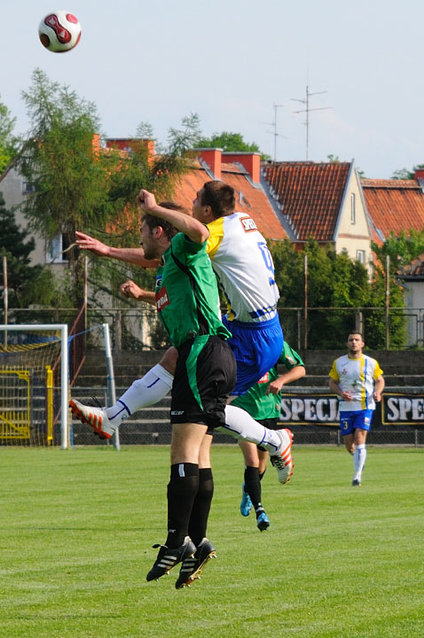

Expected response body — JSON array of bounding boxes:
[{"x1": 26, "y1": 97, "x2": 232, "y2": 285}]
[
  {"x1": 137, "y1": 189, "x2": 157, "y2": 211},
  {"x1": 341, "y1": 390, "x2": 353, "y2": 401},
  {"x1": 120, "y1": 279, "x2": 146, "y2": 300},
  {"x1": 75, "y1": 231, "x2": 110, "y2": 256},
  {"x1": 266, "y1": 379, "x2": 284, "y2": 395},
  {"x1": 374, "y1": 391, "x2": 382, "y2": 402}
]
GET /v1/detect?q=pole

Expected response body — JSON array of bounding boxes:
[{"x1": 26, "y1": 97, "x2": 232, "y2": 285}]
[
  {"x1": 304, "y1": 254, "x2": 308, "y2": 350},
  {"x1": 2, "y1": 256, "x2": 7, "y2": 348},
  {"x1": 385, "y1": 255, "x2": 390, "y2": 350},
  {"x1": 102, "y1": 323, "x2": 120, "y2": 450}
]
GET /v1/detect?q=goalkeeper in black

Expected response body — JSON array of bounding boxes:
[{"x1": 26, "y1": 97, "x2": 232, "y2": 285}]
[{"x1": 138, "y1": 189, "x2": 237, "y2": 589}]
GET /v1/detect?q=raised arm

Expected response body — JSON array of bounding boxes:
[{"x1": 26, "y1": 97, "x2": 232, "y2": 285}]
[
  {"x1": 75, "y1": 231, "x2": 159, "y2": 268},
  {"x1": 137, "y1": 189, "x2": 210, "y2": 244}
]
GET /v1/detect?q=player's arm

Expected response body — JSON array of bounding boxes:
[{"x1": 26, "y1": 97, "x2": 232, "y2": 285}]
[
  {"x1": 374, "y1": 375, "x2": 385, "y2": 402},
  {"x1": 138, "y1": 189, "x2": 210, "y2": 244},
  {"x1": 120, "y1": 280, "x2": 156, "y2": 306},
  {"x1": 75, "y1": 231, "x2": 159, "y2": 268},
  {"x1": 267, "y1": 365, "x2": 306, "y2": 395}
]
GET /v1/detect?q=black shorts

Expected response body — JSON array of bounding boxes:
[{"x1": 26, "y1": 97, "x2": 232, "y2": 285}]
[{"x1": 171, "y1": 335, "x2": 237, "y2": 429}]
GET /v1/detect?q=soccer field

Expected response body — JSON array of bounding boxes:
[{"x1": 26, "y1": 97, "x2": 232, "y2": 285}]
[{"x1": 0, "y1": 445, "x2": 422, "y2": 638}]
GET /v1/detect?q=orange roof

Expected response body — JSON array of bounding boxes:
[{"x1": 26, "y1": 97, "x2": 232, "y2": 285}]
[
  {"x1": 362, "y1": 179, "x2": 424, "y2": 245},
  {"x1": 174, "y1": 159, "x2": 287, "y2": 240},
  {"x1": 262, "y1": 162, "x2": 352, "y2": 241}
]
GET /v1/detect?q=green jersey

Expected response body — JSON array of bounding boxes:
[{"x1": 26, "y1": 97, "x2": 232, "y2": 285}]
[
  {"x1": 154, "y1": 233, "x2": 231, "y2": 348},
  {"x1": 232, "y1": 341, "x2": 304, "y2": 420}
]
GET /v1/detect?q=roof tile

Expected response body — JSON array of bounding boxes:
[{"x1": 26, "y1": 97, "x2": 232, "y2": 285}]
[
  {"x1": 262, "y1": 162, "x2": 351, "y2": 241},
  {"x1": 362, "y1": 179, "x2": 424, "y2": 244}
]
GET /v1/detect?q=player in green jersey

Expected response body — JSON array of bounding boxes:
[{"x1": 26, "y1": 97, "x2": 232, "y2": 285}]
[
  {"x1": 135, "y1": 189, "x2": 237, "y2": 588},
  {"x1": 232, "y1": 342, "x2": 305, "y2": 530}
]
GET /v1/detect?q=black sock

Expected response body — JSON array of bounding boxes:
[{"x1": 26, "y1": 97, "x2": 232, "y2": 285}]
[
  {"x1": 188, "y1": 468, "x2": 214, "y2": 546},
  {"x1": 244, "y1": 466, "x2": 262, "y2": 511},
  {"x1": 166, "y1": 463, "x2": 199, "y2": 549}
]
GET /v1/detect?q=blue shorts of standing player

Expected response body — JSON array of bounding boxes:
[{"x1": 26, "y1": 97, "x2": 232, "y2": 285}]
[{"x1": 339, "y1": 409, "x2": 374, "y2": 436}]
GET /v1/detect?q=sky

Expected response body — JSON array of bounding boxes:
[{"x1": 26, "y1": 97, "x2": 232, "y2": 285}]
[{"x1": 2, "y1": 0, "x2": 424, "y2": 178}]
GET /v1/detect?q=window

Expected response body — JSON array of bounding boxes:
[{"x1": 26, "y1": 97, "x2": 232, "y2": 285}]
[
  {"x1": 350, "y1": 193, "x2": 356, "y2": 224},
  {"x1": 46, "y1": 234, "x2": 69, "y2": 263},
  {"x1": 356, "y1": 250, "x2": 366, "y2": 264},
  {"x1": 22, "y1": 181, "x2": 36, "y2": 194}
]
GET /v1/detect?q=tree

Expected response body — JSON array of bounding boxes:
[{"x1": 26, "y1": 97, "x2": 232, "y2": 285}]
[
  {"x1": 269, "y1": 239, "x2": 406, "y2": 349},
  {"x1": 0, "y1": 95, "x2": 20, "y2": 174},
  {"x1": 391, "y1": 164, "x2": 424, "y2": 180},
  {"x1": 0, "y1": 194, "x2": 60, "y2": 307},
  {"x1": 197, "y1": 130, "x2": 263, "y2": 155},
  {"x1": 17, "y1": 69, "x2": 190, "y2": 307},
  {"x1": 372, "y1": 230, "x2": 424, "y2": 272}
]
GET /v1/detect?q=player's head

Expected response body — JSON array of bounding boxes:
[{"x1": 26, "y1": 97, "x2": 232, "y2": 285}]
[
  {"x1": 346, "y1": 331, "x2": 365, "y2": 352},
  {"x1": 193, "y1": 181, "x2": 236, "y2": 221},
  {"x1": 141, "y1": 202, "x2": 187, "y2": 258}
]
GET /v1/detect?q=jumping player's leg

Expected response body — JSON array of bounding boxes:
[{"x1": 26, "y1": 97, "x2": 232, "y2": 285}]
[
  {"x1": 238, "y1": 440, "x2": 270, "y2": 530},
  {"x1": 69, "y1": 347, "x2": 177, "y2": 438}
]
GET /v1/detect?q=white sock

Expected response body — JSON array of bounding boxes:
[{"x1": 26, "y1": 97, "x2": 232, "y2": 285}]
[
  {"x1": 353, "y1": 444, "x2": 367, "y2": 481},
  {"x1": 219, "y1": 404, "x2": 282, "y2": 454},
  {"x1": 105, "y1": 364, "x2": 173, "y2": 425}
]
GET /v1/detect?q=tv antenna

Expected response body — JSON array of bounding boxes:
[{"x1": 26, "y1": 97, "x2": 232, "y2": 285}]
[
  {"x1": 262, "y1": 103, "x2": 286, "y2": 161},
  {"x1": 292, "y1": 85, "x2": 332, "y2": 160}
]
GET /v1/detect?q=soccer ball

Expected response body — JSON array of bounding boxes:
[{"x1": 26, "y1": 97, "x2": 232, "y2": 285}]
[{"x1": 38, "y1": 10, "x2": 82, "y2": 53}]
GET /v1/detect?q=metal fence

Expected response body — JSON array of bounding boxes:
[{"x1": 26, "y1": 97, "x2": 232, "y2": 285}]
[{"x1": 4, "y1": 305, "x2": 424, "y2": 350}]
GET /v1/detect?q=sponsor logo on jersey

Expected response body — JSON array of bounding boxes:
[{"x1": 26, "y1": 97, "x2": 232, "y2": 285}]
[
  {"x1": 240, "y1": 216, "x2": 258, "y2": 232},
  {"x1": 258, "y1": 372, "x2": 270, "y2": 384},
  {"x1": 155, "y1": 287, "x2": 170, "y2": 312}
]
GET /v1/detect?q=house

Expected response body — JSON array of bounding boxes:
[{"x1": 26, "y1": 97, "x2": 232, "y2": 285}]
[
  {"x1": 261, "y1": 160, "x2": 373, "y2": 270},
  {"x1": 397, "y1": 254, "x2": 424, "y2": 346},
  {"x1": 361, "y1": 174, "x2": 424, "y2": 245},
  {"x1": 174, "y1": 148, "x2": 287, "y2": 241}
]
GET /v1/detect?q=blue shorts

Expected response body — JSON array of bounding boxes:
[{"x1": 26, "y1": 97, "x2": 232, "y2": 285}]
[
  {"x1": 223, "y1": 314, "x2": 284, "y2": 396},
  {"x1": 340, "y1": 409, "x2": 374, "y2": 436}
]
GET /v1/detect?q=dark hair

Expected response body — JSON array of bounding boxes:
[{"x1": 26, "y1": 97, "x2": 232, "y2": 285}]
[
  {"x1": 142, "y1": 201, "x2": 188, "y2": 241},
  {"x1": 348, "y1": 331, "x2": 364, "y2": 340},
  {"x1": 200, "y1": 181, "x2": 236, "y2": 218}
]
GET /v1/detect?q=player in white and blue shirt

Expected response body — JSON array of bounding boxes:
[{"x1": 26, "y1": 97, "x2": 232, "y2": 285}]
[{"x1": 329, "y1": 332, "x2": 384, "y2": 486}]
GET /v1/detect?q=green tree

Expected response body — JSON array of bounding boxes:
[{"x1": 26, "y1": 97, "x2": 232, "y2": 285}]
[
  {"x1": 372, "y1": 230, "x2": 424, "y2": 272},
  {"x1": 197, "y1": 130, "x2": 263, "y2": 155},
  {"x1": 270, "y1": 239, "x2": 406, "y2": 349},
  {"x1": 17, "y1": 69, "x2": 190, "y2": 307},
  {"x1": 0, "y1": 194, "x2": 60, "y2": 307},
  {"x1": 391, "y1": 164, "x2": 424, "y2": 180},
  {"x1": 0, "y1": 95, "x2": 20, "y2": 174}
]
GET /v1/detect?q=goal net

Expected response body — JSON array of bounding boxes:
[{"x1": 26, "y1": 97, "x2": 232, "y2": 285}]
[{"x1": 0, "y1": 324, "x2": 69, "y2": 448}]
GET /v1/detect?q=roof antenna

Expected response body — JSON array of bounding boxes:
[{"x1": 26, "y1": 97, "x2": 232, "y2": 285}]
[{"x1": 292, "y1": 85, "x2": 332, "y2": 160}]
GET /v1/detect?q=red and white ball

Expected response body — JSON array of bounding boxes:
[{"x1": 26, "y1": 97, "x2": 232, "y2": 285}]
[{"x1": 38, "y1": 10, "x2": 81, "y2": 53}]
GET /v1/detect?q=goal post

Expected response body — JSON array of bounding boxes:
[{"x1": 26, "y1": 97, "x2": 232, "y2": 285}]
[{"x1": 0, "y1": 324, "x2": 69, "y2": 449}]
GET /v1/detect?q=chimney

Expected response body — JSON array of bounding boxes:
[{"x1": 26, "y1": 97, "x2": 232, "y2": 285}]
[
  {"x1": 222, "y1": 152, "x2": 261, "y2": 183},
  {"x1": 91, "y1": 134, "x2": 101, "y2": 156},
  {"x1": 414, "y1": 169, "x2": 424, "y2": 191},
  {"x1": 106, "y1": 138, "x2": 155, "y2": 157},
  {"x1": 196, "y1": 148, "x2": 222, "y2": 179}
]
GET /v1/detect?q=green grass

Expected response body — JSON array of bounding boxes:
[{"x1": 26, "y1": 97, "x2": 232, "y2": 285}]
[{"x1": 0, "y1": 445, "x2": 422, "y2": 638}]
